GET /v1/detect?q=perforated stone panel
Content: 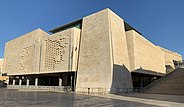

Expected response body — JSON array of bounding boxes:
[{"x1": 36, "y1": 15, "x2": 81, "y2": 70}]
[
  {"x1": 4, "y1": 29, "x2": 48, "y2": 75},
  {"x1": 40, "y1": 28, "x2": 81, "y2": 73}
]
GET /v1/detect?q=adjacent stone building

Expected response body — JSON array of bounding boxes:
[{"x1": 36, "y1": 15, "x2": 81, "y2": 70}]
[
  {"x1": 0, "y1": 58, "x2": 3, "y2": 76},
  {"x1": 0, "y1": 58, "x2": 8, "y2": 83},
  {"x1": 3, "y1": 8, "x2": 182, "y2": 93}
]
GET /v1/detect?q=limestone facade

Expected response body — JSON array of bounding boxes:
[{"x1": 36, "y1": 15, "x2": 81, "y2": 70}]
[
  {"x1": 4, "y1": 29, "x2": 48, "y2": 75},
  {"x1": 40, "y1": 28, "x2": 81, "y2": 73},
  {"x1": 126, "y1": 30, "x2": 165, "y2": 73},
  {"x1": 159, "y1": 47, "x2": 182, "y2": 69},
  {"x1": 3, "y1": 8, "x2": 182, "y2": 93},
  {"x1": 76, "y1": 9, "x2": 132, "y2": 93},
  {"x1": 0, "y1": 59, "x2": 9, "y2": 82}
]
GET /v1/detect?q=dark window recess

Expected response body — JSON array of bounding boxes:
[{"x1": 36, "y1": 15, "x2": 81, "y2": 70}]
[
  {"x1": 124, "y1": 21, "x2": 142, "y2": 35},
  {"x1": 50, "y1": 19, "x2": 82, "y2": 34}
]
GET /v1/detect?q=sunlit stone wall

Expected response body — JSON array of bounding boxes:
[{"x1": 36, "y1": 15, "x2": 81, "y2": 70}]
[
  {"x1": 40, "y1": 28, "x2": 81, "y2": 73},
  {"x1": 4, "y1": 29, "x2": 48, "y2": 75}
]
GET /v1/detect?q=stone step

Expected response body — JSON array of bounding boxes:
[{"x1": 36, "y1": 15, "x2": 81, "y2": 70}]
[{"x1": 144, "y1": 68, "x2": 184, "y2": 95}]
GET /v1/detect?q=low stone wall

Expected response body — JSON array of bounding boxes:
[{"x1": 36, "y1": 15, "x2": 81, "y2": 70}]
[
  {"x1": 7, "y1": 85, "x2": 73, "y2": 92},
  {"x1": 76, "y1": 87, "x2": 133, "y2": 94},
  {"x1": 7, "y1": 85, "x2": 133, "y2": 94}
]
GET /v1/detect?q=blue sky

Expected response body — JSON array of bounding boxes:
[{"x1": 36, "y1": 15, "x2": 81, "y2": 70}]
[{"x1": 0, "y1": 0, "x2": 183, "y2": 58}]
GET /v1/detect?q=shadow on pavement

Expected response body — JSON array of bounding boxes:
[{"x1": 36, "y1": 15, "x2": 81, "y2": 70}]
[{"x1": 117, "y1": 93, "x2": 184, "y2": 103}]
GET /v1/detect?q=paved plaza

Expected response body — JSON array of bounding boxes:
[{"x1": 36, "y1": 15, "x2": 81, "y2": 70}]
[{"x1": 0, "y1": 89, "x2": 184, "y2": 107}]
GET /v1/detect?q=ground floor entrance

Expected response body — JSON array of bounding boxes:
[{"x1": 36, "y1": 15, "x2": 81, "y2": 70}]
[
  {"x1": 131, "y1": 69, "x2": 164, "y2": 91},
  {"x1": 8, "y1": 72, "x2": 76, "y2": 91}
]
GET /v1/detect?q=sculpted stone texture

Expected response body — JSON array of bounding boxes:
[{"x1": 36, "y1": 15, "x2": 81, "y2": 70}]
[
  {"x1": 40, "y1": 28, "x2": 81, "y2": 73},
  {"x1": 4, "y1": 29, "x2": 48, "y2": 75}
]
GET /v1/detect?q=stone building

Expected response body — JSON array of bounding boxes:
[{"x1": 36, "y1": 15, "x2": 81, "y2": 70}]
[
  {"x1": 0, "y1": 58, "x2": 3, "y2": 76},
  {"x1": 0, "y1": 58, "x2": 8, "y2": 83},
  {"x1": 3, "y1": 8, "x2": 182, "y2": 93}
]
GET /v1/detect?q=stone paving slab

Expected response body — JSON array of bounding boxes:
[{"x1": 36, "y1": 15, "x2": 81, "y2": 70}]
[
  {"x1": 0, "y1": 89, "x2": 183, "y2": 107},
  {"x1": 0, "y1": 89, "x2": 161, "y2": 107},
  {"x1": 126, "y1": 93, "x2": 184, "y2": 103},
  {"x1": 90, "y1": 93, "x2": 184, "y2": 107}
]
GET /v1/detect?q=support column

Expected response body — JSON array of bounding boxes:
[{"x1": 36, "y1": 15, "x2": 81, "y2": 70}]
[
  {"x1": 35, "y1": 77, "x2": 38, "y2": 86},
  {"x1": 140, "y1": 76, "x2": 144, "y2": 92},
  {"x1": 13, "y1": 79, "x2": 15, "y2": 86},
  {"x1": 59, "y1": 77, "x2": 62, "y2": 87},
  {"x1": 26, "y1": 78, "x2": 30, "y2": 86},
  {"x1": 19, "y1": 79, "x2": 22, "y2": 86},
  {"x1": 48, "y1": 77, "x2": 51, "y2": 86},
  {"x1": 70, "y1": 76, "x2": 73, "y2": 86},
  {"x1": 7, "y1": 79, "x2": 9, "y2": 85}
]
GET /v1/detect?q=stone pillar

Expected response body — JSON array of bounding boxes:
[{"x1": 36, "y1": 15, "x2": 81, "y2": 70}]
[
  {"x1": 26, "y1": 78, "x2": 30, "y2": 86},
  {"x1": 19, "y1": 79, "x2": 22, "y2": 86},
  {"x1": 140, "y1": 77, "x2": 143, "y2": 88},
  {"x1": 7, "y1": 79, "x2": 9, "y2": 85},
  {"x1": 35, "y1": 77, "x2": 38, "y2": 86},
  {"x1": 70, "y1": 76, "x2": 73, "y2": 86},
  {"x1": 59, "y1": 77, "x2": 62, "y2": 87},
  {"x1": 13, "y1": 79, "x2": 15, "y2": 86}
]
